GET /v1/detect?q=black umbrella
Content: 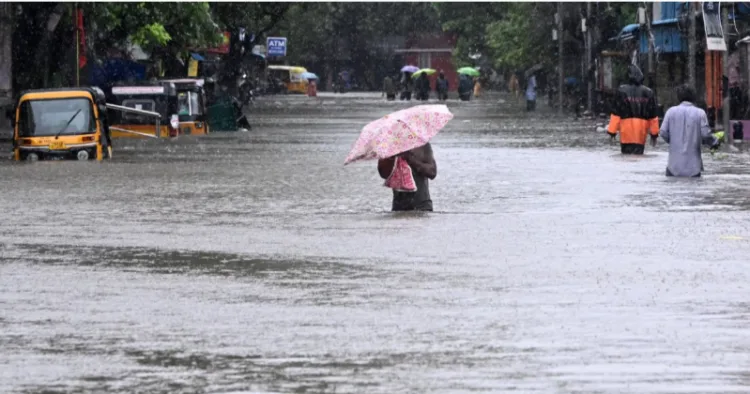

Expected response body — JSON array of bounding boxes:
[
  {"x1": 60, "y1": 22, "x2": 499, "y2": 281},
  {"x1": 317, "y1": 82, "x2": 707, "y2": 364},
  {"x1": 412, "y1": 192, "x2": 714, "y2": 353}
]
[{"x1": 525, "y1": 64, "x2": 543, "y2": 78}]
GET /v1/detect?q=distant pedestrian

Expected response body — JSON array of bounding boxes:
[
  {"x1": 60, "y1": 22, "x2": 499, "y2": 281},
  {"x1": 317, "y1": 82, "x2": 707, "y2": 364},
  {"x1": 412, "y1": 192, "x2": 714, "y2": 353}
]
[
  {"x1": 383, "y1": 75, "x2": 396, "y2": 101},
  {"x1": 458, "y1": 75, "x2": 472, "y2": 101},
  {"x1": 436, "y1": 72, "x2": 449, "y2": 101},
  {"x1": 525, "y1": 73, "x2": 537, "y2": 111},
  {"x1": 473, "y1": 77, "x2": 481, "y2": 99},
  {"x1": 509, "y1": 74, "x2": 521, "y2": 100},
  {"x1": 659, "y1": 84, "x2": 721, "y2": 177},
  {"x1": 416, "y1": 73, "x2": 430, "y2": 101},
  {"x1": 400, "y1": 72, "x2": 413, "y2": 101}
]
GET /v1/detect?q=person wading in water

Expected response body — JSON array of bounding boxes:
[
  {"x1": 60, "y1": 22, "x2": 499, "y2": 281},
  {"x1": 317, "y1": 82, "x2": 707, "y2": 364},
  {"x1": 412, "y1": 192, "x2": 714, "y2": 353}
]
[
  {"x1": 377, "y1": 143, "x2": 437, "y2": 211},
  {"x1": 659, "y1": 84, "x2": 722, "y2": 177},
  {"x1": 606, "y1": 64, "x2": 660, "y2": 155}
]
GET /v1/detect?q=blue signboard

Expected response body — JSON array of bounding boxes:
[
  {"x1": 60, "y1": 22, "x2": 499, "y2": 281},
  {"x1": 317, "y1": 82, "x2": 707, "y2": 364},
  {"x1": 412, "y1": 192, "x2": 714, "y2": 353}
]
[{"x1": 267, "y1": 37, "x2": 287, "y2": 57}]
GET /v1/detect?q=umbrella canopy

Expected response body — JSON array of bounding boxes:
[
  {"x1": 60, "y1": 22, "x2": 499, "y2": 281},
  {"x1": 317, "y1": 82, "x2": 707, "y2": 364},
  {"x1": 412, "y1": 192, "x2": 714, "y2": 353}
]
[
  {"x1": 412, "y1": 68, "x2": 437, "y2": 78},
  {"x1": 457, "y1": 67, "x2": 480, "y2": 77},
  {"x1": 344, "y1": 105, "x2": 454, "y2": 165},
  {"x1": 301, "y1": 71, "x2": 318, "y2": 80},
  {"x1": 401, "y1": 65, "x2": 419, "y2": 73},
  {"x1": 525, "y1": 64, "x2": 543, "y2": 78}
]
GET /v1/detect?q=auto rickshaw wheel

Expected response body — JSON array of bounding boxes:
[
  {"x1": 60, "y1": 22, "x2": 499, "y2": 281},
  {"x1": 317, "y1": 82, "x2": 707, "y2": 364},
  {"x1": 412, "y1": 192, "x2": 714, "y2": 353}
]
[
  {"x1": 76, "y1": 150, "x2": 90, "y2": 161},
  {"x1": 26, "y1": 152, "x2": 39, "y2": 162}
]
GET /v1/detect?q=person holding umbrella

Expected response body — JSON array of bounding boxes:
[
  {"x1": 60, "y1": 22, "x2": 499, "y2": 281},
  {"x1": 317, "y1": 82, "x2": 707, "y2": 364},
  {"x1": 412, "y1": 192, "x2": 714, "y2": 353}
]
[
  {"x1": 400, "y1": 72, "x2": 413, "y2": 101},
  {"x1": 457, "y1": 67, "x2": 479, "y2": 101},
  {"x1": 344, "y1": 105, "x2": 453, "y2": 212},
  {"x1": 399, "y1": 65, "x2": 419, "y2": 101},
  {"x1": 416, "y1": 73, "x2": 431, "y2": 101},
  {"x1": 377, "y1": 144, "x2": 437, "y2": 211}
]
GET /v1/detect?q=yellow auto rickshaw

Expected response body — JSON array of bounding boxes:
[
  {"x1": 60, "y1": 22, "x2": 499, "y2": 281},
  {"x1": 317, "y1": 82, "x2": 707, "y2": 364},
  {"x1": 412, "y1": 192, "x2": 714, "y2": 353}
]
[
  {"x1": 12, "y1": 87, "x2": 113, "y2": 161},
  {"x1": 108, "y1": 82, "x2": 180, "y2": 139},
  {"x1": 160, "y1": 78, "x2": 210, "y2": 136},
  {"x1": 267, "y1": 65, "x2": 308, "y2": 94}
]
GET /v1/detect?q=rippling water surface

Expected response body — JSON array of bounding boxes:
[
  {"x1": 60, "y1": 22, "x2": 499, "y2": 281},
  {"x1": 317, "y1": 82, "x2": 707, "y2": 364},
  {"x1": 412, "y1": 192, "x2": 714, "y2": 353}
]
[{"x1": 2, "y1": 92, "x2": 750, "y2": 393}]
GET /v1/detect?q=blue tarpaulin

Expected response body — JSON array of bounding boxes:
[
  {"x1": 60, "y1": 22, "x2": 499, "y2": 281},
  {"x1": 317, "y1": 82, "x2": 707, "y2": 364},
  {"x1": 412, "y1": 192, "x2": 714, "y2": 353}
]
[
  {"x1": 90, "y1": 59, "x2": 146, "y2": 87},
  {"x1": 190, "y1": 53, "x2": 206, "y2": 61}
]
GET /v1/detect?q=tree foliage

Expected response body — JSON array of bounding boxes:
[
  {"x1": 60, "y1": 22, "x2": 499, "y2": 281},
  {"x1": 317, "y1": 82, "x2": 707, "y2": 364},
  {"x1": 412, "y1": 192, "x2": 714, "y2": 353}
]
[
  {"x1": 8, "y1": 1, "x2": 643, "y2": 93},
  {"x1": 435, "y1": 1, "x2": 642, "y2": 79},
  {"x1": 433, "y1": 3, "x2": 505, "y2": 65},
  {"x1": 11, "y1": 2, "x2": 290, "y2": 91},
  {"x1": 485, "y1": 3, "x2": 557, "y2": 71}
]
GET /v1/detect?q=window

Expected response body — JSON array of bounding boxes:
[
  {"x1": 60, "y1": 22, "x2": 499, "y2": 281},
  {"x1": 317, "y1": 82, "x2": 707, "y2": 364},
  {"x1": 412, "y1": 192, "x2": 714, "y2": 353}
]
[
  {"x1": 18, "y1": 98, "x2": 94, "y2": 137},
  {"x1": 189, "y1": 92, "x2": 202, "y2": 115},
  {"x1": 177, "y1": 92, "x2": 202, "y2": 116},
  {"x1": 419, "y1": 53, "x2": 431, "y2": 69},
  {"x1": 122, "y1": 99, "x2": 156, "y2": 122}
]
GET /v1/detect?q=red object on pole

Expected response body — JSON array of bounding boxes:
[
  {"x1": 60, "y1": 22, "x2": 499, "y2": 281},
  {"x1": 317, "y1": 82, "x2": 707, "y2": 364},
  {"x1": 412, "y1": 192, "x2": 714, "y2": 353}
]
[{"x1": 76, "y1": 8, "x2": 86, "y2": 69}]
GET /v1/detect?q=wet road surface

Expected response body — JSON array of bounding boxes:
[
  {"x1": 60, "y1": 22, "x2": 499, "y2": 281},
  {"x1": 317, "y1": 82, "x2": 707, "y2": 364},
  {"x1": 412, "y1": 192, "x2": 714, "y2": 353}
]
[{"x1": 2, "y1": 92, "x2": 750, "y2": 393}]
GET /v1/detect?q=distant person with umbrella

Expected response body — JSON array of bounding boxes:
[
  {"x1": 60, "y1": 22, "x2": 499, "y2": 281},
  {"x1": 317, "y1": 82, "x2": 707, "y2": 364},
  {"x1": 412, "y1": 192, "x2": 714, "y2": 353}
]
[
  {"x1": 399, "y1": 65, "x2": 418, "y2": 101},
  {"x1": 400, "y1": 72, "x2": 413, "y2": 101},
  {"x1": 458, "y1": 74, "x2": 473, "y2": 101},
  {"x1": 416, "y1": 73, "x2": 431, "y2": 101}
]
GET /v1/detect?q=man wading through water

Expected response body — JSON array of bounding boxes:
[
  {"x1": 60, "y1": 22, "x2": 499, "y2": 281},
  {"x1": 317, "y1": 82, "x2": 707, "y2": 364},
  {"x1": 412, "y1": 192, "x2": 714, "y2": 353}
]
[
  {"x1": 606, "y1": 64, "x2": 660, "y2": 154},
  {"x1": 659, "y1": 84, "x2": 722, "y2": 177},
  {"x1": 377, "y1": 144, "x2": 437, "y2": 211}
]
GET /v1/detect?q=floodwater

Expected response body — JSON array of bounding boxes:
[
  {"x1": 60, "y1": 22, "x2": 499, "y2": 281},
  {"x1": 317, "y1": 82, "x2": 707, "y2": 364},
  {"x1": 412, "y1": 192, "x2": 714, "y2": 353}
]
[{"x1": 2, "y1": 92, "x2": 750, "y2": 394}]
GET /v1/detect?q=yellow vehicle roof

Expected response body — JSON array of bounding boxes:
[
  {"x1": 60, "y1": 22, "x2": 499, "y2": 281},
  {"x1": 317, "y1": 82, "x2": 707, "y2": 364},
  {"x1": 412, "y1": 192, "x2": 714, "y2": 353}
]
[{"x1": 20, "y1": 90, "x2": 95, "y2": 101}]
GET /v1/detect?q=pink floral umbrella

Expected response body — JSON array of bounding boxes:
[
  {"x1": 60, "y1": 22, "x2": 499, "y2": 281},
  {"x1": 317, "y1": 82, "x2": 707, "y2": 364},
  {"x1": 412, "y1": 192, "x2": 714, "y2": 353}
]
[{"x1": 344, "y1": 104, "x2": 454, "y2": 165}]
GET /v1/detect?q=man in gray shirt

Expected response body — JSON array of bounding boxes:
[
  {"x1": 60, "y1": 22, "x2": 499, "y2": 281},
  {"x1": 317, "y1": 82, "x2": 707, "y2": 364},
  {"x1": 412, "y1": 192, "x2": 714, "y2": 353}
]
[{"x1": 659, "y1": 85, "x2": 721, "y2": 177}]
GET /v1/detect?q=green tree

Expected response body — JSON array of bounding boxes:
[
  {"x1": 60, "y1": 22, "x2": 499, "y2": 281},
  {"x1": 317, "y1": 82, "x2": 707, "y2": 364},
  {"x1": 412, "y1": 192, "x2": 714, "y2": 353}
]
[
  {"x1": 433, "y1": 3, "x2": 505, "y2": 65},
  {"x1": 485, "y1": 3, "x2": 557, "y2": 71}
]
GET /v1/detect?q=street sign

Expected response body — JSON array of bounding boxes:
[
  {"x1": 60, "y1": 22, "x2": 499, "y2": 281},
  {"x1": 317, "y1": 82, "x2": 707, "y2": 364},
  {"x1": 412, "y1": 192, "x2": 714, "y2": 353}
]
[
  {"x1": 703, "y1": 2, "x2": 727, "y2": 51},
  {"x1": 267, "y1": 37, "x2": 287, "y2": 57}
]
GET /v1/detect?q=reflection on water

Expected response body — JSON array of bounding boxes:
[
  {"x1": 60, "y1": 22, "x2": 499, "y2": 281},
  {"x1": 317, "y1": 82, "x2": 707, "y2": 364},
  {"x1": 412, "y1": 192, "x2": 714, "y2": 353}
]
[{"x1": 2, "y1": 92, "x2": 750, "y2": 393}]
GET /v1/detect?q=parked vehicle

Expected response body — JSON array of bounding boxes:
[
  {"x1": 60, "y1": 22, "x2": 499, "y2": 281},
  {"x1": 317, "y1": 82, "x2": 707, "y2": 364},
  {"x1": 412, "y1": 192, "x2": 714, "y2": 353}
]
[
  {"x1": 11, "y1": 87, "x2": 113, "y2": 161},
  {"x1": 108, "y1": 82, "x2": 180, "y2": 139},
  {"x1": 267, "y1": 65, "x2": 308, "y2": 94},
  {"x1": 160, "y1": 78, "x2": 211, "y2": 136}
]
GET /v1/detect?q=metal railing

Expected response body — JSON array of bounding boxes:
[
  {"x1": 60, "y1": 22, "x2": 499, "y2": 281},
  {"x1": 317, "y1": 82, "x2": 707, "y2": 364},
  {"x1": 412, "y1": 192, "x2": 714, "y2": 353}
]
[{"x1": 105, "y1": 103, "x2": 162, "y2": 138}]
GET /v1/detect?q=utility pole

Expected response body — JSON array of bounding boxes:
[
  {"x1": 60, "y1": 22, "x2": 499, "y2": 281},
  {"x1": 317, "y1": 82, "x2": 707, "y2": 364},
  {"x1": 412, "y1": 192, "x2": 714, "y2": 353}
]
[
  {"x1": 645, "y1": 3, "x2": 657, "y2": 102},
  {"x1": 558, "y1": 2, "x2": 564, "y2": 114},
  {"x1": 586, "y1": 2, "x2": 593, "y2": 113},
  {"x1": 722, "y1": 5, "x2": 732, "y2": 144},
  {"x1": 0, "y1": 2, "x2": 12, "y2": 128},
  {"x1": 687, "y1": 2, "x2": 696, "y2": 88}
]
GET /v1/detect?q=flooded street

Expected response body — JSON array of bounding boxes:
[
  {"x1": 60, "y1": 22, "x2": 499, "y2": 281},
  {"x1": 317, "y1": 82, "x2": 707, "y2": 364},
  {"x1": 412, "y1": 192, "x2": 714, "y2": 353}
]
[{"x1": 2, "y1": 92, "x2": 750, "y2": 393}]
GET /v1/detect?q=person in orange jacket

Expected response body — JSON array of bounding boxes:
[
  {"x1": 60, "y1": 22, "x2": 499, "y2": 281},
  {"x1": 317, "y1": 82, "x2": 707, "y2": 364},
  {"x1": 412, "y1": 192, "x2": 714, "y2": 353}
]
[{"x1": 607, "y1": 64, "x2": 660, "y2": 155}]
